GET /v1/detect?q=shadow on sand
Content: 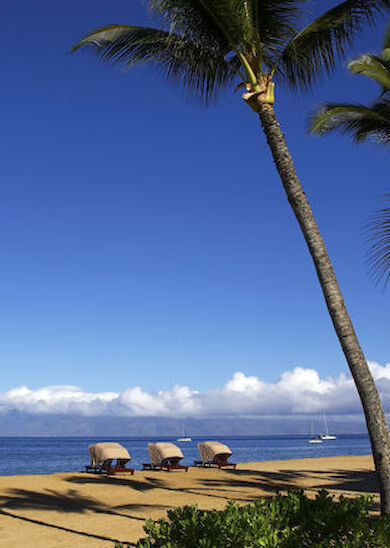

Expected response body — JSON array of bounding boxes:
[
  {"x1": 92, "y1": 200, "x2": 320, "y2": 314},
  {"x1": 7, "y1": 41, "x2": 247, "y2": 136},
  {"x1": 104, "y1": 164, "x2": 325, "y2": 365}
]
[
  {"x1": 0, "y1": 467, "x2": 379, "y2": 545},
  {"x1": 71, "y1": 465, "x2": 379, "y2": 506},
  {"x1": 0, "y1": 485, "x2": 161, "y2": 546},
  {"x1": 183, "y1": 467, "x2": 380, "y2": 511}
]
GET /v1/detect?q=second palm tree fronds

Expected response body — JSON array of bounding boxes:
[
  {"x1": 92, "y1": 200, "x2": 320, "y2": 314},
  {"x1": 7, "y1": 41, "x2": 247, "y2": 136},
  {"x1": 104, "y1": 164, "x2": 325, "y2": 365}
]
[
  {"x1": 310, "y1": 27, "x2": 390, "y2": 143},
  {"x1": 73, "y1": 1, "x2": 390, "y2": 513},
  {"x1": 367, "y1": 193, "x2": 390, "y2": 287},
  {"x1": 310, "y1": 29, "x2": 390, "y2": 289}
]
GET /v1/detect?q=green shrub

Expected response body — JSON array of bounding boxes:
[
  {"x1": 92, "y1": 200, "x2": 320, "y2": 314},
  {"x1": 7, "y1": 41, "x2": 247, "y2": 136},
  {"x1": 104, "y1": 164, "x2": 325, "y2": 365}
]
[{"x1": 124, "y1": 490, "x2": 390, "y2": 547}]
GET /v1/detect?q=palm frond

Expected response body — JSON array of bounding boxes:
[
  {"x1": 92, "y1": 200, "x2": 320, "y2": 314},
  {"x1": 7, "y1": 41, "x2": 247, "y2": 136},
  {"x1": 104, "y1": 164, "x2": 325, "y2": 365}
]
[
  {"x1": 383, "y1": 24, "x2": 390, "y2": 51},
  {"x1": 278, "y1": 0, "x2": 390, "y2": 91},
  {"x1": 72, "y1": 24, "x2": 239, "y2": 103},
  {"x1": 366, "y1": 194, "x2": 390, "y2": 288},
  {"x1": 309, "y1": 100, "x2": 390, "y2": 144},
  {"x1": 348, "y1": 54, "x2": 390, "y2": 92},
  {"x1": 148, "y1": 0, "x2": 251, "y2": 49},
  {"x1": 248, "y1": 0, "x2": 304, "y2": 66}
]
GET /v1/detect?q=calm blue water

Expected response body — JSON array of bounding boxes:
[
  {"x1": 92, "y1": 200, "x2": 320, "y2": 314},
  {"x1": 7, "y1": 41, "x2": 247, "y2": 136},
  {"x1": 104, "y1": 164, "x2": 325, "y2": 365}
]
[{"x1": 0, "y1": 435, "x2": 371, "y2": 476}]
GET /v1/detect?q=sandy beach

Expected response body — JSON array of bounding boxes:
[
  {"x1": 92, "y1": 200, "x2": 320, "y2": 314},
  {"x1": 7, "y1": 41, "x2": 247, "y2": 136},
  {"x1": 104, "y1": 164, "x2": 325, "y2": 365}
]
[{"x1": 0, "y1": 455, "x2": 378, "y2": 547}]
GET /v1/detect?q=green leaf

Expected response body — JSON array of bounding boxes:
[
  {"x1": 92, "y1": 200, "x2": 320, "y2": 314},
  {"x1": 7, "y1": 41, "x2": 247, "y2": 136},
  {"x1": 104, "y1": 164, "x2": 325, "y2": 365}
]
[
  {"x1": 309, "y1": 100, "x2": 390, "y2": 143},
  {"x1": 71, "y1": 24, "x2": 240, "y2": 104},
  {"x1": 348, "y1": 54, "x2": 390, "y2": 92},
  {"x1": 278, "y1": 0, "x2": 390, "y2": 90},
  {"x1": 366, "y1": 195, "x2": 390, "y2": 288}
]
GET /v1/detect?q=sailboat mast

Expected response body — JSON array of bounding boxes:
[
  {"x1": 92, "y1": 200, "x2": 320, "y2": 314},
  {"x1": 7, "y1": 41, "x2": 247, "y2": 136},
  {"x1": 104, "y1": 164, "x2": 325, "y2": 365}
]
[{"x1": 323, "y1": 414, "x2": 329, "y2": 436}]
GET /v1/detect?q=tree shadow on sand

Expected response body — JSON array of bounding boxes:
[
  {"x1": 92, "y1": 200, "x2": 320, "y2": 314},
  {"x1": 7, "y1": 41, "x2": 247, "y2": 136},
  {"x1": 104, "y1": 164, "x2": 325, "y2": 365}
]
[
  {"x1": 0, "y1": 486, "x2": 158, "y2": 517},
  {"x1": 228, "y1": 467, "x2": 379, "y2": 495},
  {"x1": 67, "y1": 467, "x2": 380, "y2": 507},
  {"x1": 102, "y1": 467, "x2": 380, "y2": 511},
  {"x1": 184, "y1": 468, "x2": 380, "y2": 511},
  {"x1": 66, "y1": 473, "x2": 158, "y2": 492},
  {"x1": 0, "y1": 507, "x2": 134, "y2": 546},
  {"x1": 0, "y1": 487, "x2": 166, "y2": 546}
]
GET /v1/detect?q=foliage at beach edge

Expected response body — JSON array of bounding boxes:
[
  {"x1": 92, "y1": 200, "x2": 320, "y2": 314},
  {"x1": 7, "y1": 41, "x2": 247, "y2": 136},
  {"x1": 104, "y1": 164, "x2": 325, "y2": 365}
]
[{"x1": 115, "y1": 490, "x2": 390, "y2": 547}]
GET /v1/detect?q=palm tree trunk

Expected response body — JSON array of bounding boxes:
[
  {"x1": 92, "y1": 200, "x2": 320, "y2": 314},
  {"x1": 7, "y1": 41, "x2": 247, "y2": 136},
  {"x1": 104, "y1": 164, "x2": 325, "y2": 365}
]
[{"x1": 257, "y1": 100, "x2": 390, "y2": 514}]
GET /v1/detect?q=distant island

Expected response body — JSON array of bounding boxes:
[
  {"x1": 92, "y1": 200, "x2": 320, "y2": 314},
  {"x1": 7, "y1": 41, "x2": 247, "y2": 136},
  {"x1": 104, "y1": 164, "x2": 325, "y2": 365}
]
[{"x1": 0, "y1": 411, "x2": 368, "y2": 437}]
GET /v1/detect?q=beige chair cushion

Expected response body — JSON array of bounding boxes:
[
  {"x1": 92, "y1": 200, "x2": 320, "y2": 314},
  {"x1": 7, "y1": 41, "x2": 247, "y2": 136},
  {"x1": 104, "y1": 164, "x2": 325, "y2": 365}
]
[
  {"x1": 148, "y1": 442, "x2": 183, "y2": 465},
  {"x1": 88, "y1": 442, "x2": 131, "y2": 467},
  {"x1": 198, "y1": 441, "x2": 232, "y2": 463}
]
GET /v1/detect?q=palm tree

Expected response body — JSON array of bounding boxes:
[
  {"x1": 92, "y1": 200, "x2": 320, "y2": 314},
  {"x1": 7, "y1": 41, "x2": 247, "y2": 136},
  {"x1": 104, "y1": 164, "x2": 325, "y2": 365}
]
[
  {"x1": 73, "y1": 1, "x2": 390, "y2": 513},
  {"x1": 310, "y1": 28, "x2": 390, "y2": 289}
]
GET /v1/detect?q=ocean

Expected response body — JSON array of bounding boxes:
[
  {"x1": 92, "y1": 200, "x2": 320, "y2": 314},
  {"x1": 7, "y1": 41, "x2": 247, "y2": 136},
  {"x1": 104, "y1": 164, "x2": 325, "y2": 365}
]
[{"x1": 0, "y1": 434, "x2": 371, "y2": 476}]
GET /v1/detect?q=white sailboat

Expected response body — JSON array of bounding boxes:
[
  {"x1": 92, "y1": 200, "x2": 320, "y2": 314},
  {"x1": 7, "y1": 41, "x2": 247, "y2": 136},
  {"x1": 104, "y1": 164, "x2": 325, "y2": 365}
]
[
  {"x1": 177, "y1": 425, "x2": 192, "y2": 442},
  {"x1": 308, "y1": 420, "x2": 323, "y2": 444},
  {"x1": 320, "y1": 415, "x2": 337, "y2": 440}
]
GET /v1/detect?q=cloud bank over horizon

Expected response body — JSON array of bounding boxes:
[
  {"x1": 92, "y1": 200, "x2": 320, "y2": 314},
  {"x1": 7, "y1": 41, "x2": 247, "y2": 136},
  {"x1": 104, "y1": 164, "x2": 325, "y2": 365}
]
[{"x1": 1, "y1": 361, "x2": 390, "y2": 418}]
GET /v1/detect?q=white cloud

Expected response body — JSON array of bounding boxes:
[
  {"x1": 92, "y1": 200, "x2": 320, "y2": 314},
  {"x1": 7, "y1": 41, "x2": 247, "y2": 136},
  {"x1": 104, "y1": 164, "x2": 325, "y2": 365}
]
[
  {"x1": 367, "y1": 361, "x2": 390, "y2": 381},
  {"x1": 0, "y1": 360, "x2": 389, "y2": 418}
]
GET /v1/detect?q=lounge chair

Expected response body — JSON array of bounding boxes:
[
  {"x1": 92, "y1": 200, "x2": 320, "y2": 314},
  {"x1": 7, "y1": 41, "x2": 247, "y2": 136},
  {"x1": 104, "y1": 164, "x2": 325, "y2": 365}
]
[
  {"x1": 86, "y1": 442, "x2": 135, "y2": 475},
  {"x1": 143, "y1": 442, "x2": 188, "y2": 472},
  {"x1": 194, "y1": 441, "x2": 236, "y2": 469}
]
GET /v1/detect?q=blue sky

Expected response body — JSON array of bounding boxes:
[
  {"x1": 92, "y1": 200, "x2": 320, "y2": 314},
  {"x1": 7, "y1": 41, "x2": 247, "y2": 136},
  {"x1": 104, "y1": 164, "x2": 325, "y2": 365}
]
[{"x1": 1, "y1": 0, "x2": 389, "y2": 406}]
